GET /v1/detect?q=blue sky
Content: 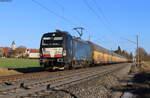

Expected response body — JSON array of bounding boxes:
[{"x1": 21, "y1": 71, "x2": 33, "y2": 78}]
[{"x1": 0, "y1": 0, "x2": 150, "y2": 54}]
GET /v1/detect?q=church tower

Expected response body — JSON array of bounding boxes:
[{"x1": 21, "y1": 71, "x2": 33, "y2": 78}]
[{"x1": 11, "y1": 41, "x2": 16, "y2": 50}]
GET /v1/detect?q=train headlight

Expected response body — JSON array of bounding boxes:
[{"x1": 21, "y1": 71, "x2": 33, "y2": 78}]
[{"x1": 63, "y1": 50, "x2": 66, "y2": 56}]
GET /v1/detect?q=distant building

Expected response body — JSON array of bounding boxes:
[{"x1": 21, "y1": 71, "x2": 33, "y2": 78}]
[
  {"x1": 0, "y1": 47, "x2": 11, "y2": 57},
  {"x1": 0, "y1": 47, "x2": 10, "y2": 53},
  {"x1": 11, "y1": 41, "x2": 16, "y2": 50},
  {"x1": 26, "y1": 49, "x2": 40, "y2": 59}
]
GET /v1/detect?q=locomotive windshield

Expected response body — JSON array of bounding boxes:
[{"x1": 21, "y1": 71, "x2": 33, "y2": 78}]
[{"x1": 41, "y1": 33, "x2": 64, "y2": 47}]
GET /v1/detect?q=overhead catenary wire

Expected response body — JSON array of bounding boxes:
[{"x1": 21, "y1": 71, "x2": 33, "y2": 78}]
[
  {"x1": 53, "y1": 0, "x2": 64, "y2": 11},
  {"x1": 82, "y1": 0, "x2": 114, "y2": 34},
  {"x1": 49, "y1": 0, "x2": 95, "y2": 40},
  {"x1": 92, "y1": 0, "x2": 137, "y2": 47},
  {"x1": 82, "y1": 0, "x2": 116, "y2": 38},
  {"x1": 82, "y1": 0, "x2": 122, "y2": 49},
  {"x1": 32, "y1": 0, "x2": 91, "y2": 38},
  {"x1": 53, "y1": 0, "x2": 65, "y2": 17},
  {"x1": 52, "y1": 0, "x2": 86, "y2": 28},
  {"x1": 83, "y1": 0, "x2": 134, "y2": 51},
  {"x1": 32, "y1": 0, "x2": 113, "y2": 43},
  {"x1": 32, "y1": 0, "x2": 133, "y2": 53},
  {"x1": 32, "y1": 0, "x2": 77, "y2": 27},
  {"x1": 92, "y1": 0, "x2": 136, "y2": 46},
  {"x1": 92, "y1": 0, "x2": 111, "y2": 26},
  {"x1": 120, "y1": 37, "x2": 137, "y2": 44}
]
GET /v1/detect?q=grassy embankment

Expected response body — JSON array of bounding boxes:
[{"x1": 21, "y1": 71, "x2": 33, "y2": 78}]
[
  {"x1": 143, "y1": 61, "x2": 150, "y2": 67},
  {"x1": 132, "y1": 61, "x2": 150, "y2": 98},
  {"x1": 0, "y1": 58, "x2": 39, "y2": 68},
  {"x1": 0, "y1": 59, "x2": 40, "y2": 76},
  {"x1": 120, "y1": 61, "x2": 150, "y2": 98}
]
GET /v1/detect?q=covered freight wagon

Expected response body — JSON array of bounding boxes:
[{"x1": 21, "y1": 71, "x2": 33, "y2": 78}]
[
  {"x1": 87, "y1": 41, "x2": 127, "y2": 64},
  {"x1": 72, "y1": 38, "x2": 92, "y2": 67}
]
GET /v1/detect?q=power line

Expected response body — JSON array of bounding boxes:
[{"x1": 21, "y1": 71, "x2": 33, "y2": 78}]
[
  {"x1": 83, "y1": 0, "x2": 134, "y2": 50},
  {"x1": 82, "y1": 0, "x2": 121, "y2": 46},
  {"x1": 83, "y1": 0, "x2": 128, "y2": 44},
  {"x1": 92, "y1": 0, "x2": 137, "y2": 48},
  {"x1": 82, "y1": 0, "x2": 114, "y2": 34},
  {"x1": 48, "y1": 0, "x2": 94, "y2": 39},
  {"x1": 82, "y1": 0, "x2": 103, "y2": 22},
  {"x1": 120, "y1": 37, "x2": 136, "y2": 44},
  {"x1": 53, "y1": 0, "x2": 65, "y2": 17},
  {"x1": 32, "y1": 0, "x2": 76, "y2": 27},
  {"x1": 92, "y1": 0, "x2": 111, "y2": 25},
  {"x1": 52, "y1": 0, "x2": 85, "y2": 27},
  {"x1": 53, "y1": 0, "x2": 64, "y2": 10}
]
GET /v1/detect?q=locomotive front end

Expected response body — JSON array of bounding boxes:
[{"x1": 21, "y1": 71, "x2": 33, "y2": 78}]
[{"x1": 40, "y1": 31, "x2": 67, "y2": 70}]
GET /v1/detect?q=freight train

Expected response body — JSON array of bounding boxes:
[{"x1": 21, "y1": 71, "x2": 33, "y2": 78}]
[{"x1": 39, "y1": 30, "x2": 127, "y2": 70}]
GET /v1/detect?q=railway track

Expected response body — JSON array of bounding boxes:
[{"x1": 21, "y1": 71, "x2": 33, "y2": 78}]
[
  {"x1": 0, "y1": 64, "x2": 114, "y2": 88},
  {"x1": 0, "y1": 63, "x2": 131, "y2": 98},
  {"x1": 0, "y1": 68, "x2": 93, "y2": 88}
]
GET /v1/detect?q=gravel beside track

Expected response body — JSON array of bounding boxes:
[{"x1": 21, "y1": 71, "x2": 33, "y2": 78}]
[
  {"x1": 0, "y1": 68, "x2": 103, "y2": 88},
  {"x1": 40, "y1": 63, "x2": 131, "y2": 98},
  {"x1": 0, "y1": 63, "x2": 131, "y2": 98}
]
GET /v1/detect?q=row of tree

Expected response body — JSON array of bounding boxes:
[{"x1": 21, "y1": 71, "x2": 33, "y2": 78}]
[
  {"x1": 136, "y1": 47, "x2": 150, "y2": 61},
  {"x1": 114, "y1": 46, "x2": 133, "y2": 60},
  {"x1": 114, "y1": 46, "x2": 150, "y2": 61}
]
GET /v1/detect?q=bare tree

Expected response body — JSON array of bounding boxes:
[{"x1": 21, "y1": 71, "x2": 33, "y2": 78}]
[
  {"x1": 15, "y1": 46, "x2": 27, "y2": 58},
  {"x1": 136, "y1": 47, "x2": 149, "y2": 61},
  {"x1": 0, "y1": 48, "x2": 4, "y2": 57}
]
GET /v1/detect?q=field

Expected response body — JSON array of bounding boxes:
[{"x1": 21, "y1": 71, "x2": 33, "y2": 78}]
[
  {"x1": 143, "y1": 61, "x2": 150, "y2": 66},
  {"x1": 0, "y1": 58, "x2": 40, "y2": 68}
]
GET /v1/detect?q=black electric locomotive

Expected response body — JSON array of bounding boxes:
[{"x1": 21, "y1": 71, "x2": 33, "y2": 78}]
[{"x1": 40, "y1": 30, "x2": 93, "y2": 69}]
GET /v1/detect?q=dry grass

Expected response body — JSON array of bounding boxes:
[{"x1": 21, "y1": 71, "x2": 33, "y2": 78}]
[
  {"x1": 0, "y1": 68, "x2": 22, "y2": 76},
  {"x1": 141, "y1": 61, "x2": 150, "y2": 71}
]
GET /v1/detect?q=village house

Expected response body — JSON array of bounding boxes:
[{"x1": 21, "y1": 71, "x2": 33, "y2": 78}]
[
  {"x1": 0, "y1": 41, "x2": 39, "y2": 58},
  {"x1": 26, "y1": 49, "x2": 40, "y2": 59},
  {"x1": 0, "y1": 47, "x2": 11, "y2": 58}
]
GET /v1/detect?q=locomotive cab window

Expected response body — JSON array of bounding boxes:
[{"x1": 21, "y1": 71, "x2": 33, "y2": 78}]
[{"x1": 42, "y1": 35, "x2": 64, "y2": 47}]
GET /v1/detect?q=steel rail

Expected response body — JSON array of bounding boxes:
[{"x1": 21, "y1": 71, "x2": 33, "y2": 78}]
[
  {"x1": 0, "y1": 63, "x2": 130, "y2": 98},
  {"x1": 0, "y1": 64, "x2": 113, "y2": 89},
  {"x1": 0, "y1": 68, "x2": 92, "y2": 88}
]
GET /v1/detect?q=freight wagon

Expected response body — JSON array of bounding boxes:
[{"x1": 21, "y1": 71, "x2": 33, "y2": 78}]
[{"x1": 87, "y1": 42, "x2": 127, "y2": 65}]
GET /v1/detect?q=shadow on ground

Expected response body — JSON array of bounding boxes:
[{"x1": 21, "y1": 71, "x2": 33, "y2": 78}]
[
  {"x1": 9, "y1": 62, "x2": 128, "y2": 73},
  {"x1": 9, "y1": 67, "x2": 64, "y2": 73},
  {"x1": 111, "y1": 72, "x2": 150, "y2": 98},
  {"x1": 9, "y1": 67, "x2": 46, "y2": 73}
]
